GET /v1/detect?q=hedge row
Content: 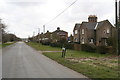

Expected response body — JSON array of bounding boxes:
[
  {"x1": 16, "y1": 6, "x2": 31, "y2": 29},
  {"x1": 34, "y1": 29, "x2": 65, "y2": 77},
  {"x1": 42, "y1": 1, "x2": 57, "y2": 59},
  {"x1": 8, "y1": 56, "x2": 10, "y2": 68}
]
[
  {"x1": 81, "y1": 44, "x2": 96, "y2": 53},
  {"x1": 50, "y1": 42, "x2": 74, "y2": 50},
  {"x1": 41, "y1": 41, "x2": 74, "y2": 50},
  {"x1": 41, "y1": 41, "x2": 114, "y2": 54},
  {"x1": 81, "y1": 44, "x2": 114, "y2": 54}
]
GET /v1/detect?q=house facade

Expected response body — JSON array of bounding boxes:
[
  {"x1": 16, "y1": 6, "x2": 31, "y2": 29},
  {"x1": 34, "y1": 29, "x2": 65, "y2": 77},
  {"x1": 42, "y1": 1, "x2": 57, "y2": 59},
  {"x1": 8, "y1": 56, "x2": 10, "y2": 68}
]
[
  {"x1": 73, "y1": 15, "x2": 115, "y2": 46},
  {"x1": 52, "y1": 27, "x2": 68, "y2": 42},
  {"x1": 36, "y1": 27, "x2": 68, "y2": 43},
  {"x1": 73, "y1": 24, "x2": 81, "y2": 43}
]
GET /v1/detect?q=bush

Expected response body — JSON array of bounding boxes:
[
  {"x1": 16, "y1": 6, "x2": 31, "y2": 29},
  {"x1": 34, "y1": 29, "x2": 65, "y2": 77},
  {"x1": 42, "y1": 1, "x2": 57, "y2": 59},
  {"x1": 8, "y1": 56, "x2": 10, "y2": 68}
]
[
  {"x1": 50, "y1": 42, "x2": 63, "y2": 48},
  {"x1": 81, "y1": 44, "x2": 96, "y2": 53},
  {"x1": 64, "y1": 43, "x2": 74, "y2": 49},
  {"x1": 96, "y1": 46, "x2": 108, "y2": 54},
  {"x1": 50, "y1": 42, "x2": 74, "y2": 49},
  {"x1": 106, "y1": 46, "x2": 116, "y2": 54},
  {"x1": 42, "y1": 42, "x2": 51, "y2": 45},
  {"x1": 41, "y1": 40, "x2": 51, "y2": 45}
]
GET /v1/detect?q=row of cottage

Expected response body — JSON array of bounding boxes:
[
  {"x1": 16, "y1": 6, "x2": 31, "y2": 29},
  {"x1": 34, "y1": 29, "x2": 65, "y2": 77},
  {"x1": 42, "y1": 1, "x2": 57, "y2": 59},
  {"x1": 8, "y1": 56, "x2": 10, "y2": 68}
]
[
  {"x1": 73, "y1": 15, "x2": 115, "y2": 46},
  {"x1": 34, "y1": 15, "x2": 115, "y2": 46}
]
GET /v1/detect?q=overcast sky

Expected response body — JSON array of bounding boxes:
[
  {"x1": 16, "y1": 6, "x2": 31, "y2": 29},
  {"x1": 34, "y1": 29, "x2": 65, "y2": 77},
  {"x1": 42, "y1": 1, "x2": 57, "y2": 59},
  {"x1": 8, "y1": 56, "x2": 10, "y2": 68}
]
[{"x1": 0, "y1": 0, "x2": 115, "y2": 38}]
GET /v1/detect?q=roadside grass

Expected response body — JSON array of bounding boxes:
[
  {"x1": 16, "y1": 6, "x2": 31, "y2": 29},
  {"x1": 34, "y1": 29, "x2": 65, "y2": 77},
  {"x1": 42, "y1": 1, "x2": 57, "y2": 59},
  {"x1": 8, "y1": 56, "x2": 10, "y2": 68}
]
[
  {"x1": 0, "y1": 44, "x2": 2, "y2": 48},
  {"x1": 27, "y1": 42, "x2": 119, "y2": 79},
  {"x1": 26, "y1": 42, "x2": 61, "y2": 51},
  {"x1": 43, "y1": 52, "x2": 119, "y2": 79},
  {"x1": 2, "y1": 42, "x2": 15, "y2": 48}
]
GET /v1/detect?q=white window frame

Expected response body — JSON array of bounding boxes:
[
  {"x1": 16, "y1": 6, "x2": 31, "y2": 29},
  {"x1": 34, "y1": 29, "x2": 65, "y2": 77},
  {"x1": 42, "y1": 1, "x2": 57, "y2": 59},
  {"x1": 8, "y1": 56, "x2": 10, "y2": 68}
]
[
  {"x1": 50, "y1": 34, "x2": 52, "y2": 39},
  {"x1": 74, "y1": 38, "x2": 78, "y2": 42},
  {"x1": 105, "y1": 39, "x2": 107, "y2": 46},
  {"x1": 81, "y1": 38, "x2": 85, "y2": 44},
  {"x1": 106, "y1": 29, "x2": 110, "y2": 33},
  {"x1": 76, "y1": 38, "x2": 78, "y2": 42},
  {"x1": 90, "y1": 39, "x2": 94, "y2": 43},
  {"x1": 75, "y1": 30, "x2": 78, "y2": 34},
  {"x1": 82, "y1": 29, "x2": 84, "y2": 34}
]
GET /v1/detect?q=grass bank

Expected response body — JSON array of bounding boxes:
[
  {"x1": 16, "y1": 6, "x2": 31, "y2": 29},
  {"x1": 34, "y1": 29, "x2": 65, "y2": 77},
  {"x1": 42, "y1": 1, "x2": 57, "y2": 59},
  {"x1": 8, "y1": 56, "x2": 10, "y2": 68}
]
[
  {"x1": 27, "y1": 42, "x2": 119, "y2": 79},
  {"x1": 2, "y1": 42, "x2": 15, "y2": 48}
]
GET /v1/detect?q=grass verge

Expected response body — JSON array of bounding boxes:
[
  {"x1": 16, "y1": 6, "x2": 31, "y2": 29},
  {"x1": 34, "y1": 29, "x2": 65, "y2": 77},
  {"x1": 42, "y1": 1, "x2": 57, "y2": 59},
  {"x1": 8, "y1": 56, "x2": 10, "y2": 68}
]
[
  {"x1": 26, "y1": 42, "x2": 61, "y2": 51},
  {"x1": 27, "y1": 42, "x2": 119, "y2": 79},
  {"x1": 43, "y1": 52, "x2": 119, "y2": 79},
  {"x1": 2, "y1": 42, "x2": 15, "y2": 48}
]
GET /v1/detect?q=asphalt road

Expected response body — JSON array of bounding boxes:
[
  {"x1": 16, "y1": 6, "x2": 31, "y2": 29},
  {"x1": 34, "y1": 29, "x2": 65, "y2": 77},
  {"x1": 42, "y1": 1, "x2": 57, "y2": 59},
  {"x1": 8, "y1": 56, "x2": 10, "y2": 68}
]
[{"x1": 2, "y1": 42, "x2": 87, "y2": 78}]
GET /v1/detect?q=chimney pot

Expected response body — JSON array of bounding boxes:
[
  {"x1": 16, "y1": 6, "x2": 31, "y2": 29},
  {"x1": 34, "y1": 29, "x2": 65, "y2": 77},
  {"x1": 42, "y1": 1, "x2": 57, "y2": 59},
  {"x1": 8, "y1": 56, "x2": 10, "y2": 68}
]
[{"x1": 88, "y1": 15, "x2": 97, "y2": 22}]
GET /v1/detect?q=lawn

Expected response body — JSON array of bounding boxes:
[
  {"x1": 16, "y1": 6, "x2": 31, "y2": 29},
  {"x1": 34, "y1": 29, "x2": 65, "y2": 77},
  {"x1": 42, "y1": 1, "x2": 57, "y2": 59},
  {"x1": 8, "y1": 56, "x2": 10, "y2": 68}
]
[{"x1": 27, "y1": 42, "x2": 119, "y2": 79}]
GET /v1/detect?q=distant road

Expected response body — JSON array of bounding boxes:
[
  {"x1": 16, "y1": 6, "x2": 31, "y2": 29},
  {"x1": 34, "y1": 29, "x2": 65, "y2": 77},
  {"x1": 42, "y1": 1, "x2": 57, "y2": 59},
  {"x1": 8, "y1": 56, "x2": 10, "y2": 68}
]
[{"x1": 2, "y1": 42, "x2": 87, "y2": 78}]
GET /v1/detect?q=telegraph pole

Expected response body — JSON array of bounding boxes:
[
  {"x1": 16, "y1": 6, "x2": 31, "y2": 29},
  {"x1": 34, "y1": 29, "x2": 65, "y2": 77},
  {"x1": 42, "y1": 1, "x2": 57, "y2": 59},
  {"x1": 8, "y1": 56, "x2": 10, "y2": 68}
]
[
  {"x1": 118, "y1": 0, "x2": 120, "y2": 55},
  {"x1": 43, "y1": 25, "x2": 45, "y2": 41},
  {"x1": 115, "y1": 0, "x2": 118, "y2": 55},
  {"x1": 119, "y1": 0, "x2": 120, "y2": 19},
  {"x1": 37, "y1": 28, "x2": 40, "y2": 45},
  {"x1": 33, "y1": 31, "x2": 35, "y2": 37},
  {"x1": 43, "y1": 25, "x2": 45, "y2": 34},
  {"x1": 115, "y1": 0, "x2": 120, "y2": 55}
]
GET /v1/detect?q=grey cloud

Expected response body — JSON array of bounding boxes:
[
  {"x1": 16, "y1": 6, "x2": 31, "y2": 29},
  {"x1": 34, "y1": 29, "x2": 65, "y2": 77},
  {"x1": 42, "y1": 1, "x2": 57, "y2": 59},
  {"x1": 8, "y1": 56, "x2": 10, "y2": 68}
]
[
  {"x1": 5, "y1": 0, "x2": 48, "y2": 7},
  {"x1": 0, "y1": 0, "x2": 115, "y2": 38},
  {"x1": 7, "y1": 2, "x2": 46, "y2": 7}
]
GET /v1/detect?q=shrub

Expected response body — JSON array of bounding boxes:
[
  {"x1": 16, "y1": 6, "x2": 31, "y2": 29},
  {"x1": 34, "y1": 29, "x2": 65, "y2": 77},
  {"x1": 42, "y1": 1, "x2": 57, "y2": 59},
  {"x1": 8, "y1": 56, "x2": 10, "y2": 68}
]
[
  {"x1": 96, "y1": 46, "x2": 108, "y2": 54},
  {"x1": 106, "y1": 46, "x2": 116, "y2": 54},
  {"x1": 41, "y1": 40, "x2": 51, "y2": 45},
  {"x1": 50, "y1": 42, "x2": 63, "y2": 48},
  {"x1": 81, "y1": 44, "x2": 96, "y2": 53},
  {"x1": 64, "y1": 43, "x2": 74, "y2": 49},
  {"x1": 50, "y1": 42, "x2": 74, "y2": 49}
]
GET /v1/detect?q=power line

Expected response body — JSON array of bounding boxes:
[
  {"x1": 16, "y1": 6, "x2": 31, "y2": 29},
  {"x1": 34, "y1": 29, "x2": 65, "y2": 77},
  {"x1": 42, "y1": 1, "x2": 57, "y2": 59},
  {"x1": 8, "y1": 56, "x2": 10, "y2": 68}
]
[{"x1": 44, "y1": 0, "x2": 78, "y2": 25}]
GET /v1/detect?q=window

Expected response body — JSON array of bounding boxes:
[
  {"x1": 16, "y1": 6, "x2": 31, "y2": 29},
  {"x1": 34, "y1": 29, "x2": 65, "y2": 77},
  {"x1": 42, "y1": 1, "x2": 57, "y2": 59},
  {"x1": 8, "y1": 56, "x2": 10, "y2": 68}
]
[
  {"x1": 74, "y1": 38, "x2": 78, "y2": 42},
  {"x1": 103, "y1": 29, "x2": 106, "y2": 34},
  {"x1": 106, "y1": 29, "x2": 110, "y2": 33},
  {"x1": 82, "y1": 29, "x2": 84, "y2": 34},
  {"x1": 50, "y1": 34, "x2": 52, "y2": 39},
  {"x1": 75, "y1": 30, "x2": 78, "y2": 34},
  {"x1": 76, "y1": 38, "x2": 78, "y2": 42},
  {"x1": 90, "y1": 39, "x2": 94, "y2": 43},
  {"x1": 105, "y1": 39, "x2": 107, "y2": 46},
  {"x1": 81, "y1": 38, "x2": 85, "y2": 44}
]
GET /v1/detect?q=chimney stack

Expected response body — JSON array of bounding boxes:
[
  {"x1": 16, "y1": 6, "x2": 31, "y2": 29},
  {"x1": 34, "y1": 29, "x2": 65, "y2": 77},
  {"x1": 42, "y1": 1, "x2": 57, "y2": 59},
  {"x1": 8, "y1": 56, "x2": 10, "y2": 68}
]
[
  {"x1": 57, "y1": 27, "x2": 60, "y2": 30},
  {"x1": 88, "y1": 15, "x2": 97, "y2": 22}
]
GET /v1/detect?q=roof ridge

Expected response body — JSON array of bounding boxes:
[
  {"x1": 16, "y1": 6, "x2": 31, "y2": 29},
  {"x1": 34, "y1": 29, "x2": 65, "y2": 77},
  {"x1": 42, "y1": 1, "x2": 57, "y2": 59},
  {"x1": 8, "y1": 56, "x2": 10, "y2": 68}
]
[{"x1": 98, "y1": 19, "x2": 108, "y2": 23}]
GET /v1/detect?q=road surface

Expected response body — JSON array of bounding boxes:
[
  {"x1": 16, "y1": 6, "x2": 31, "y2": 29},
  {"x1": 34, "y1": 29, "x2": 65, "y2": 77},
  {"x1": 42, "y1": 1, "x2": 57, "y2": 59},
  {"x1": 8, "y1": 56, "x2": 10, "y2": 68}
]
[{"x1": 2, "y1": 42, "x2": 87, "y2": 78}]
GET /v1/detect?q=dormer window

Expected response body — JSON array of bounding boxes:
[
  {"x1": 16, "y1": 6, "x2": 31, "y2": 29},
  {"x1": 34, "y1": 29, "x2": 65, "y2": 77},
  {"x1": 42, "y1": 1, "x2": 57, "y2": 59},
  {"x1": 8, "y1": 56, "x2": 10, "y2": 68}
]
[
  {"x1": 107, "y1": 29, "x2": 110, "y2": 33},
  {"x1": 82, "y1": 29, "x2": 84, "y2": 34}
]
